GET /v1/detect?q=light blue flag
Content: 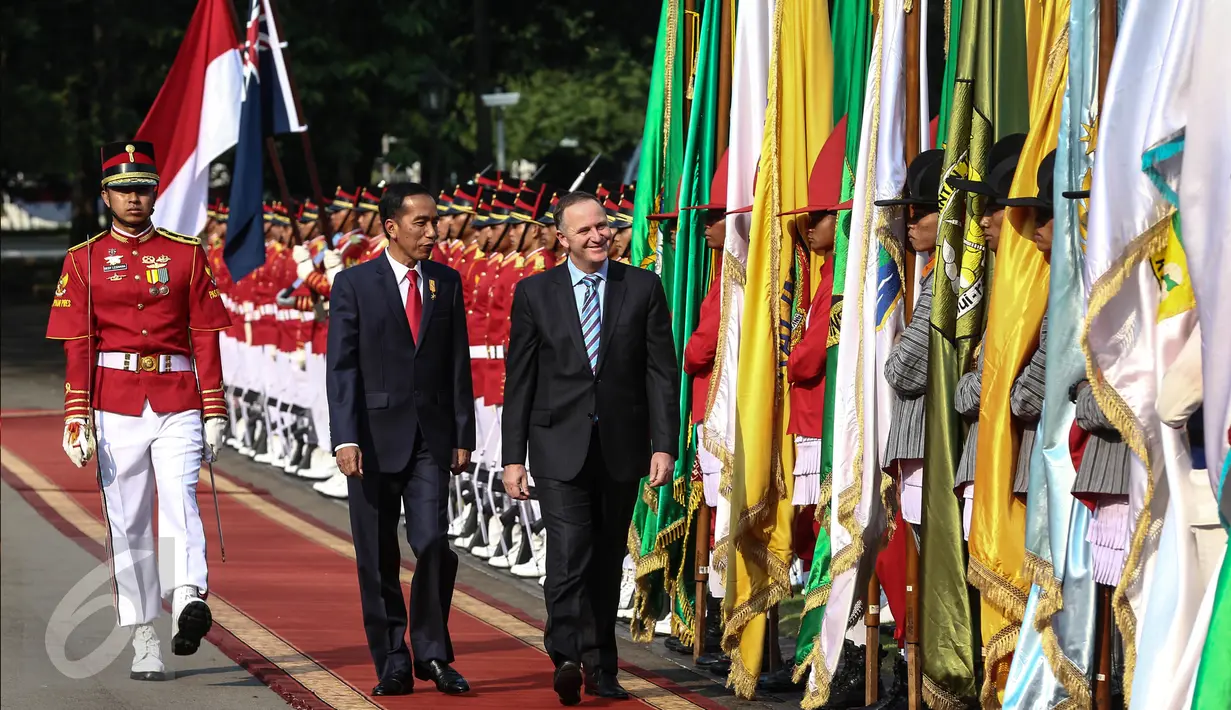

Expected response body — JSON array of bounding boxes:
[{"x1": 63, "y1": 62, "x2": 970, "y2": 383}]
[{"x1": 1004, "y1": 0, "x2": 1103, "y2": 707}]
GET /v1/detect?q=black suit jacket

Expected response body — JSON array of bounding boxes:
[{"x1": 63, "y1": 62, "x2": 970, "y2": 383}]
[
  {"x1": 326, "y1": 255, "x2": 476, "y2": 474},
  {"x1": 502, "y1": 260, "x2": 679, "y2": 482}
]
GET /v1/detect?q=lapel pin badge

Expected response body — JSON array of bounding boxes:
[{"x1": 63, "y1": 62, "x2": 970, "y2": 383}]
[{"x1": 429, "y1": 279, "x2": 437, "y2": 300}]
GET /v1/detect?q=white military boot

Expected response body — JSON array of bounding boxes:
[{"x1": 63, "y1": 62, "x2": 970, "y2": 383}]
[
  {"x1": 129, "y1": 623, "x2": 165, "y2": 681},
  {"x1": 488, "y1": 524, "x2": 525, "y2": 569},
  {"x1": 469, "y1": 515, "x2": 505, "y2": 559},
  {"x1": 510, "y1": 529, "x2": 547, "y2": 578},
  {"x1": 171, "y1": 585, "x2": 213, "y2": 656},
  {"x1": 313, "y1": 470, "x2": 350, "y2": 499},
  {"x1": 295, "y1": 448, "x2": 335, "y2": 481},
  {"x1": 616, "y1": 565, "x2": 636, "y2": 620}
]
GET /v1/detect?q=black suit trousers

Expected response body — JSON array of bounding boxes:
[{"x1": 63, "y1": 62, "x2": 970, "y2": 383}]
[
  {"x1": 347, "y1": 429, "x2": 457, "y2": 679},
  {"x1": 535, "y1": 427, "x2": 640, "y2": 674}
]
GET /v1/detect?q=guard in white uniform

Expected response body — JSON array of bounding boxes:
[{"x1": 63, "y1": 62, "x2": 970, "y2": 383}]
[{"x1": 47, "y1": 140, "x2": 232, "y2": 681}]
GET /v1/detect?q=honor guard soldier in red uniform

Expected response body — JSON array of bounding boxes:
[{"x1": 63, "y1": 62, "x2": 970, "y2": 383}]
[{"x1": 46, "y1": 141, "x2": 232, "y2": 681}]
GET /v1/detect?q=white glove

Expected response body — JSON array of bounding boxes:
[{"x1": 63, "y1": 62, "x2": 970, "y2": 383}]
[
  {"x1": 62, "y1": 417, "x2": 96, "y2": 468},
  {"x1": 322, "y1": 249, "x2": 342, "y2": 271},
  {"x1": 291, "y1": 349, "x2": 307, "y2": 370},
  {"x1": 292, "y1": 244, "x2": 311, "y2": 264},
  {"x1": 203, "y1": 417, "x2": 228, "y2": 462},
  {"x1": 296, "y1": 258, "x2": 316, "y2": 281}
]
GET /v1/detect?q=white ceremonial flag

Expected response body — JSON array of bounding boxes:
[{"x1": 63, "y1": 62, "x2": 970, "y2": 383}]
[
  {"x1": 702, "y1": 0, "x2": 773, "y2": 589},
  {"x1": 812, "y1": 0, "x2": 908, "y2": 696},
  {"x1": 1081, "y1": 0, "x2": 1219, "y2": 707}
]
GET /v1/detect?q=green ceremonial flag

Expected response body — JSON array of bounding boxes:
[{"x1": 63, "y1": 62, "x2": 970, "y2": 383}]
[
  {"x1": 992, "y1": 0, "x2": 1030, "y2": 140},
  {"x1": 627, "y1": 0, "x2": 717, "y2": 643},
  {"x1": 919, "y1": 0, "x2": 990, "y2": 705},
  {"x1": 1193, "y1": 549, "x2": 1231, "y2": 709},
  {"x1": 935, "y1": 0, "x2": 964, "y2": 146},
  {"x1": 629, "y1": 0, "x2": 685, "y2": 280},
  {"x1": 796, "y1": 0, "x2": 872, "y2": 676}
]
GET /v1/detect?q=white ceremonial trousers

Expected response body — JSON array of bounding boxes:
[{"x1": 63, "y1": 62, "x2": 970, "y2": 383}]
[{"x1": 95, "y1": 402, "x2": 208, "y2": 627}]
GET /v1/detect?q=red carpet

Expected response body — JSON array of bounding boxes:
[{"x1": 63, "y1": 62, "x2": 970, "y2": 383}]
[{"x1": 2, "y1": 412, "x2": 716, "y2": 710}]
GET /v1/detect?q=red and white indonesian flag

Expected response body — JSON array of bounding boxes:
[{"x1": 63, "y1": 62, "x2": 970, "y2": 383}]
[{"x1": 136, "y1": 0, "x2": 243, "y2": 236}]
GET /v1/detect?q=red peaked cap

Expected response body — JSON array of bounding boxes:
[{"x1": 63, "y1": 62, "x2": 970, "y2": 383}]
[
  {"x1": 679, "y1": 149, "x2": 731, "y2": 212},
  {"x1": 728, "y1": 118, "x2": 853, "y2": 216},
  {"x1": 781, "y1": 116, "x2": 853, "y2": 215},
  {"x1": 725, "y1": 167, "x2": 759, "y2": 215}
]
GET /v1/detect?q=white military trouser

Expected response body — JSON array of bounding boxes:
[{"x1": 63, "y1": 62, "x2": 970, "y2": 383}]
[{"x1": 96, "y1": 402, "x2": 208, "y2": 627}]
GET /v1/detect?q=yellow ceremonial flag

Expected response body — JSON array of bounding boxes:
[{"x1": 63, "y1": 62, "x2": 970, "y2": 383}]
[
  {"x1": 968, "y1": 0, "x2": 1068, "y2": 704},
  {"x1": 722, "y1": 0, "x2": 832, "y2": 697}
]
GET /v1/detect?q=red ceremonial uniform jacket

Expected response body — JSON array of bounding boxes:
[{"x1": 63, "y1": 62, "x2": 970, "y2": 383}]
[
  {"x1": 469, "y1": 253, "x2": 503, "y2": 400},
  {"x1": 683, "y1": 279, "x2": 722, "y2": 425},
  {"x1": 786, "y1": 259, "x2": 833, "y2": 437},
  {"x1": 206, "y1": 242, "x2": 244, "y2": 341},
  {"x1": 486, "y1": 250, "x2": 537, "y2": 406},
  {"x1": 444, "y1": 238, "x2": 464, "y2": 270},
  {"x1": 46, "y1": 227, "x2": 232, "y2": 421}
]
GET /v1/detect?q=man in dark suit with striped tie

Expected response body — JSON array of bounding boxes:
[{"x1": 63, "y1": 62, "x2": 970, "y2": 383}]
[{"x1": 500, "y1": 191, "x2": 679, "y2": 705}]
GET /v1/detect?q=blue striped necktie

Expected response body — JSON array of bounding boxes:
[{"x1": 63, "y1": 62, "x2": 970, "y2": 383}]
[{"x1": 580, "y1": 274, "x2": 602, "y2": 372}]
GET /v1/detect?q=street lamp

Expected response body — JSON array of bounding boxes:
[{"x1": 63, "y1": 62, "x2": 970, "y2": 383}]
[
  {"x1": 481, "y1": 91, "x2": 520, "y2": 172},
  {"x1": 420, "y1": 66, "x2": 453, "y2": 189}
]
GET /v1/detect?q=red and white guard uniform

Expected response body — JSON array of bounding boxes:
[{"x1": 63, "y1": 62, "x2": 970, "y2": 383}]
[{"x1": 47, "y1": 223, "x2": 231, "y2": 627}]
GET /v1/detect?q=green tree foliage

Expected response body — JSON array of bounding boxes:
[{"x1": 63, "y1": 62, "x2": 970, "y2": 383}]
[{"x1": 1, "y1": 0, "x2": 659, "y2": 207}]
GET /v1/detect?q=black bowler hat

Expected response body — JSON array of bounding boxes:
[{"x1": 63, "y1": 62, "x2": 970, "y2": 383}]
[
  {"x1": 948, "y1": 133, "x2": 1027, "y2": 205},
  {"x1": 100, "y1": 141, "x2": 159, "y2": 188},
  {"x1": 874, "y1": 149, "x2": 945, "y2": 209},
  {"x1": 1001, "y1": 150, "x2": 1058, "y2": 210}
]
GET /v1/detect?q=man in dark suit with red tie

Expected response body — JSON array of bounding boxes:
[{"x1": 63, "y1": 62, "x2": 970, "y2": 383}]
[{"x1": 326, "y1": 182, "x2": 475, "y2": 697}]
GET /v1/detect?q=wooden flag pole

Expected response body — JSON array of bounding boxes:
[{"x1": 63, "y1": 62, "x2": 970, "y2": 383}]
[
  {"x1": 902, "y1": 0, "x2": 923, "y2": 708},
  {"x1": 694, "y1": 502, "x2": 712, "y2": 661},
  {"x1": 1092, "y1": 2, "x2": 1118, "y2": 706},
  {"x1": 866, "y1": 569, "x2": 882, "y2": 703}
]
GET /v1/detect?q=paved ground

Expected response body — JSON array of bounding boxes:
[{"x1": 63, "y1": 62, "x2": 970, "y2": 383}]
[
  {"x1": 1, "y1": 479, "x2": 290, "y2": 710},
  {"x1": 0, "y1": 300, "x2": 792, "y2": 709}
]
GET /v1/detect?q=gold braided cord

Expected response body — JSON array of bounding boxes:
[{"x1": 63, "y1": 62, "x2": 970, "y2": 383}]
[
  {"x1": 661, "y1": 0, "x2": 678, "y2": 187},
  {"x1": 1041, "y1": 621, "x2": 1093, "y2": 710},
  {"x1": 924, "y1": 672, "x2": 969, "y2": 710},
  {"x1": 1079, "y1": 212, "x2": 1174, "y2": 705},
  {"x1": 980, "y1": 624, "x2": 1021, "y2": 709},
  {"x1": 720, "y1": 0, "x2": 793, "y2": 695},
  {"x1": 968, "y1": 553, "x2": 1028, "y2": 708},
  {"x1": 669, "y1": 478, "x2": 705, "y2": 644},
  {"x1": 968, "y1": 556, "x2": 1029, "y2": 623}
]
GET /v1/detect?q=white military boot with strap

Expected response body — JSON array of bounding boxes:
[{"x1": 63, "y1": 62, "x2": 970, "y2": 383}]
[
  {"x1": 129, "y1": 623, "x2": 165, "y2": 681},
  {"x1": 171, "y1": 585, "x2": 213, "y2": 656}
]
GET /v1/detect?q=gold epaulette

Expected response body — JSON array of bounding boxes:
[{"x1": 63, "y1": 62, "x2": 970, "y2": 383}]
[
  {"x1": 157, "y1": 227, "x2": 201, "y2": 246},
  {"x1": 66, "y1": 231, "x2": 108, "y2": 253}
]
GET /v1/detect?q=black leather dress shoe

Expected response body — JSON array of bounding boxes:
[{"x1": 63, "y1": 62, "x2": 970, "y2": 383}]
[
  {"x1": 584, "y1": 671, "x2": 630, "y2": 700},
  {"x1": 414, "y1": 659, "x2": 470, "y2": 694},
  {"x1": 371, "y1": 669, "x2": 413, "y2": 696},
  {"x1": 664, "y1": 636, "x2": 692, "y2": 655},
  {"x1": 553, "y1": 661, "x2": 583, "y2": 706}
]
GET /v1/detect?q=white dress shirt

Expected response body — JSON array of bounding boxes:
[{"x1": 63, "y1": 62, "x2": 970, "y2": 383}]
[
  {"x1": 565, "y1": 256, "x2": 608, "y2": 321},
  {"x1": 334, "y1": 252, "x2": 427, "y2": 454},
  {"x1": 386, "y1": 249, "x2": 426, "y2": 305}
]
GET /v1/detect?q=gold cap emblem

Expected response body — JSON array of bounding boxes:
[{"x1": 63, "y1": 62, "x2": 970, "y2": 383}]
[{"x1": 125, "y1": 144, "x2": 136, "y2": 163}]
